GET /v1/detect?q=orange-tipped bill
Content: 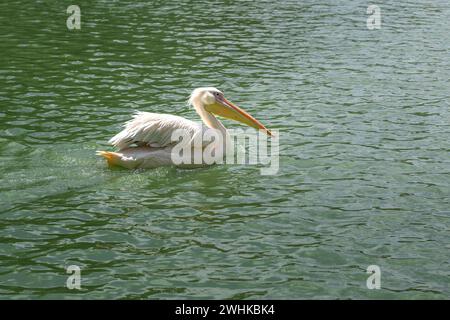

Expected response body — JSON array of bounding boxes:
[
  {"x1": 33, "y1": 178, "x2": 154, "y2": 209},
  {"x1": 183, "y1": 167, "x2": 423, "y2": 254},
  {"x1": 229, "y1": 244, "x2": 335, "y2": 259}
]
[{"x1": 206, "y1": 96, "x2": 272, "y2": 136}]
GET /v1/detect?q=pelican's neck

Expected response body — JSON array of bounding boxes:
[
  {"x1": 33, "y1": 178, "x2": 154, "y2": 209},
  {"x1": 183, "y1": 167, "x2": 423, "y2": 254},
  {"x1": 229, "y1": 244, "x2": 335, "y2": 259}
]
[
  {"x1": 192, "y1": 100, "x2": 227, "y2": 134},
  {"x1": 191, "y1": 99, "x2": 231, "y2": 154}
]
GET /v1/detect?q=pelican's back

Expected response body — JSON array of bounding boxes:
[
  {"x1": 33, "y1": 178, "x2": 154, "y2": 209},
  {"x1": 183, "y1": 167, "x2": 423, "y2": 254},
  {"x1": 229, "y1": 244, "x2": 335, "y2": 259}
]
[{"x1": 109, "y1": 112, "x2": 202, "y2": 151}]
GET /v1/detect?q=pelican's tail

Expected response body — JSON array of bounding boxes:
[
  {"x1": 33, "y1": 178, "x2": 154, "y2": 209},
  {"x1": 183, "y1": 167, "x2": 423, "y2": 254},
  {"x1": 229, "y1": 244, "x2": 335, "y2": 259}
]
[
  {"x1": 96, "y1": 151, "x2": 123, "y2": 167},
  {"x1": 96, "y1": 147, "x2": 176, "y2": 170}
]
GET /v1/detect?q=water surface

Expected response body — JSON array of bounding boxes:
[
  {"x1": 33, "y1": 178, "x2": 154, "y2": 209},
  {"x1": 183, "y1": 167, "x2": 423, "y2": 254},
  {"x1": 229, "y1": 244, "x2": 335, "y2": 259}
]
[{"x1": 0, "y1": 0, "x2": 449, "y2": 299}]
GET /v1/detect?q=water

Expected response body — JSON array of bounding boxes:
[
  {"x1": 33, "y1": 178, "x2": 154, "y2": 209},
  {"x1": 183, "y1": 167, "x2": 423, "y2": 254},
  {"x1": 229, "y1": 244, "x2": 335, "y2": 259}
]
[{"x1": 0, "y1": 0, "x2": 449, "y2": 299}]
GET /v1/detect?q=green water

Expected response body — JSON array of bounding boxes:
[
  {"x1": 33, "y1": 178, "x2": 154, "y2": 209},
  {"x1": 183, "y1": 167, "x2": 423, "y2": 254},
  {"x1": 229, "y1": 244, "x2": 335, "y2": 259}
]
[{"x1": 1, "y1": 0, "x2": 449, "y2": 299}]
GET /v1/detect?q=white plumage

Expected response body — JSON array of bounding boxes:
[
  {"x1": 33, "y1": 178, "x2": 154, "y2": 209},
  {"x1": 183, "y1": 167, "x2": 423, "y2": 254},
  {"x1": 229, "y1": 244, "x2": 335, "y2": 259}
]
[{"x1": 109, "y1": 112, "x2": 205, "y2": 150}]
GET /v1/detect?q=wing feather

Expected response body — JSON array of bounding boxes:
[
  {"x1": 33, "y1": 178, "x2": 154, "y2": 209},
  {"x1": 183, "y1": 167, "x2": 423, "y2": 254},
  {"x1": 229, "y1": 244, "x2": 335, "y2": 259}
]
[{"x1": 109, "y1": 112, "x2": 202, "y2": 150}]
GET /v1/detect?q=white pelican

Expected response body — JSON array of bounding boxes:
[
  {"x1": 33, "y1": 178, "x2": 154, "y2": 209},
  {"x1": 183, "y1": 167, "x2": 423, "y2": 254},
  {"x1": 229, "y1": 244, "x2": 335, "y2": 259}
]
[{"x1": 97, "y1": 87, "x2": 272, "y2": 169}]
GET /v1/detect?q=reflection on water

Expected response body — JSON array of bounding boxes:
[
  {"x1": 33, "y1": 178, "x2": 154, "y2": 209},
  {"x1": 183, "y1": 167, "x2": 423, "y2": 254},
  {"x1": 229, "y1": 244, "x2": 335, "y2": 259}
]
[{"x1": 0, "y1": 0, "x2": 449, "y2": 298}]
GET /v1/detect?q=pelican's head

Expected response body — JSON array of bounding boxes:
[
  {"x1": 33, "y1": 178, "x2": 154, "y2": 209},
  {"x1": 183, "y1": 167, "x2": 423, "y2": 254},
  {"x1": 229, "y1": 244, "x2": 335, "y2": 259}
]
[{"x1": 189, "y1": 87, "x2": 272, "y2": 136}]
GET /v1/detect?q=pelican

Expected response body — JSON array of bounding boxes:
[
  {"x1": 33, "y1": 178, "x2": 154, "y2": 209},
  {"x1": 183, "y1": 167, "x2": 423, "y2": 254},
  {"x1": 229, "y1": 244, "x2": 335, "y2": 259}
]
[{"x1": 97, "y1": 87, "x2": 272, "y2": 169}]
